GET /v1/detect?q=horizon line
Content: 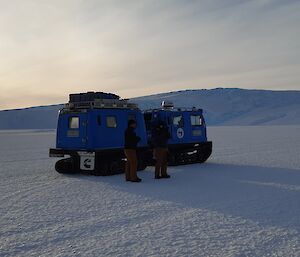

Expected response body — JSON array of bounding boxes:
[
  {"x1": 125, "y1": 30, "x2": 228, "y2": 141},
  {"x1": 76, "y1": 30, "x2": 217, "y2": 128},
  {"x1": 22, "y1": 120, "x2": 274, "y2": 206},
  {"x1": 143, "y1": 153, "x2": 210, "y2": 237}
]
[{"x1": 1, "y1": 87, "x2": 299, "y2": 112}]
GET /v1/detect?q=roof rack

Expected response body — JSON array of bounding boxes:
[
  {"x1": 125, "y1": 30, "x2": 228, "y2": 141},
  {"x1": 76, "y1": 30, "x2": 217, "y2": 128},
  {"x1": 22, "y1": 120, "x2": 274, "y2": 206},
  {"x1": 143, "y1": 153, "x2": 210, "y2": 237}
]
[
  {"x1": 144, "y1": 107, "x2": 202, "y2": 112},
  {"x1": 61, "y1": 91, "x2": 139, "y2": 110},
  {"x1": 64, "y1": 98, "x2": 139, "y2": 110}
]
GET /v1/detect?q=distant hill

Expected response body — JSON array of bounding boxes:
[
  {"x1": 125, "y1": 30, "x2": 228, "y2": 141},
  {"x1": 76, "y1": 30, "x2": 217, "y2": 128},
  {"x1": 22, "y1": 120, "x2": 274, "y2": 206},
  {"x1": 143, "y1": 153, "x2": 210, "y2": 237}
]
[
  {"x1": 0, "y1": 88, "x2": 299, "y2": 129},
  {"x1": 0, "y1": 105, "x2": 63, "y2": 130},
  {"x1": 133, "y1": 88, "x2": 300, "y2": 126}
]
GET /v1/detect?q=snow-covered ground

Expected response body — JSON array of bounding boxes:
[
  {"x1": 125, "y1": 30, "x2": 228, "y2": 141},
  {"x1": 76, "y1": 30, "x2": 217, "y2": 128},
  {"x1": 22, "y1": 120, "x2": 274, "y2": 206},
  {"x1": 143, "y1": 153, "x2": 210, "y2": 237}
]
[{"x1": 1, "y1": 126, "x2": 300, "y2": 257}]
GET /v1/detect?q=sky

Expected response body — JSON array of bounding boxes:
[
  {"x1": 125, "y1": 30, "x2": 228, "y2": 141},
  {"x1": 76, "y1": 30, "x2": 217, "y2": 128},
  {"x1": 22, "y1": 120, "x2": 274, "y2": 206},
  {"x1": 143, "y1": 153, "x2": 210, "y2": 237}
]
[{"x1": 0, "y1": 0, "x2": 299, "y2": 110}]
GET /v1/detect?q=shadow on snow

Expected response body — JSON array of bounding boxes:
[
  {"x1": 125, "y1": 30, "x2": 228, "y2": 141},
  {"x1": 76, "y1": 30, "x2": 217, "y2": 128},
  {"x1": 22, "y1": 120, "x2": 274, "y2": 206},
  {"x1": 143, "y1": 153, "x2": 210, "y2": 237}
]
[{"x1": 64, "y1": 162, "x2": 300, "y2": 232}]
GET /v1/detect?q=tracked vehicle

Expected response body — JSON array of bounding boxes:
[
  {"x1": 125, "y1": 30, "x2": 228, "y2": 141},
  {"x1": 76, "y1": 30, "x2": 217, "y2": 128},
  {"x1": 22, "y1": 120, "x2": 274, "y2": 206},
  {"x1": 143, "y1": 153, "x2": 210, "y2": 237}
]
[
  {"x1": 144, "y1": 101, "x2": 212, "y2": 165},
  {"x1": 49, "y1": 92, "x2": 148, "y2": 175},
  {"x1": 50, "y1": 92, "x2": 212, "y2": 175}
]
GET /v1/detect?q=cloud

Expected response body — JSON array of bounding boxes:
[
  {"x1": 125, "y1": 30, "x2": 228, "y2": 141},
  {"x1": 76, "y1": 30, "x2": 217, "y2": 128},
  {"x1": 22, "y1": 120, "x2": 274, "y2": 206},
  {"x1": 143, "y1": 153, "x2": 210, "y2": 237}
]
[{"x1": 0, "y1": 0, "x2": 299, "y2": 109}]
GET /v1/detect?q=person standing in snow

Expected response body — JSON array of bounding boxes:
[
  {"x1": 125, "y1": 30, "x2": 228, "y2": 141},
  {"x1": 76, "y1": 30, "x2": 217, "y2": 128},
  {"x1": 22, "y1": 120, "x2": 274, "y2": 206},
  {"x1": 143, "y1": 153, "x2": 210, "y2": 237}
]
[
  {"x1": 124, "y1": 119, "x2": 141, "y2": 182},
  {"x1": 152, "y1": 121, "x2": 171, "y2": 179}
]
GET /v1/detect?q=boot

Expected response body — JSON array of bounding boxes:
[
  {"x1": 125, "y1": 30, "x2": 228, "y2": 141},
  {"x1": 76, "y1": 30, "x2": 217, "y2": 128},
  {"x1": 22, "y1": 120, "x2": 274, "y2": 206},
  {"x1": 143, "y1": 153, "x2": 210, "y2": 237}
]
[{"x1": 130, "y1": 177, "x2": 142, "y2": 182}]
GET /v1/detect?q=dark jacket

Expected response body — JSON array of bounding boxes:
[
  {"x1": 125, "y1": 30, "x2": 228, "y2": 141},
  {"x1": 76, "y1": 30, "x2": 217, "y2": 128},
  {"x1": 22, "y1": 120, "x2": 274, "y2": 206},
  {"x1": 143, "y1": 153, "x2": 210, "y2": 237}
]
[
  {"x1": 152, "y1": 125, "x2": 171, "y2": 148},
  {"x1": 124, "y1": 127, "x2": 141, "y2": 149}
]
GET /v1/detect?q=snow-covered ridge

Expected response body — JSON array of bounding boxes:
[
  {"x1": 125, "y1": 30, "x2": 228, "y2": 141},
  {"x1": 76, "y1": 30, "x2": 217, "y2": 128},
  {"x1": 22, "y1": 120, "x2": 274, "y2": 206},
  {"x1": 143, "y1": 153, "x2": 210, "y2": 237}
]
[
  {"x1": 133, "y1": 88, "x2": 300, "y2": 126},
  {"x1": 0, "y1": 88, "x2": 299, "y2": 129}
]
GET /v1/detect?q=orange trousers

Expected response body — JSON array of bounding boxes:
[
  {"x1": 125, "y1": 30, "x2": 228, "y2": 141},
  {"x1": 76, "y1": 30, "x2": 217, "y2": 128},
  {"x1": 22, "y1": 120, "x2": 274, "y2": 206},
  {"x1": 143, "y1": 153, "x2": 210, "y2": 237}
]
[
  {"x1": 154, "y1": 147, "x2": 168, "y2": 177},
  {"x1": 124, "y1": 149, "x2": 138, "y2": 180}
]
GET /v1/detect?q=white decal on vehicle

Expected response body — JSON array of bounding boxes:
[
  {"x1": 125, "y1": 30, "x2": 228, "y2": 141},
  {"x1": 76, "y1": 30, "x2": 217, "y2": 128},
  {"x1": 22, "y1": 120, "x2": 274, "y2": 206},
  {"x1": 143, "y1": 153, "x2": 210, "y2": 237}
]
[
  {"x1": 79, "y1": 152, "x2": 95, "y2": 171},
  {"x1": 176, "y1": 128, "x2": 184, "y2": 139}
]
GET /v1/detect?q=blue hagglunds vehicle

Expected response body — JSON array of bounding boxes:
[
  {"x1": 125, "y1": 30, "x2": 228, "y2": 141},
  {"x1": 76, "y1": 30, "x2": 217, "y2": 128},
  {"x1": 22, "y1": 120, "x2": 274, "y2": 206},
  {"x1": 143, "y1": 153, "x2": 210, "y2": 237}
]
[
  {"x1": 49, "y1": 92, "x2": 148, "y2": 175},
  {"x1": 49, "y1": 92, "x2": 212, "y2": 175}
]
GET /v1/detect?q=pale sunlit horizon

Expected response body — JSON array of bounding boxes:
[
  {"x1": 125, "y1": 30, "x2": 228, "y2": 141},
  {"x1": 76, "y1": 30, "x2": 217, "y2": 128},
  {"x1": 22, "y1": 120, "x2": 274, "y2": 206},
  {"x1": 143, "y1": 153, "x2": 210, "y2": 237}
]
[{"x1": 0, "y1": 0, "x2": 299, "y2": 110}]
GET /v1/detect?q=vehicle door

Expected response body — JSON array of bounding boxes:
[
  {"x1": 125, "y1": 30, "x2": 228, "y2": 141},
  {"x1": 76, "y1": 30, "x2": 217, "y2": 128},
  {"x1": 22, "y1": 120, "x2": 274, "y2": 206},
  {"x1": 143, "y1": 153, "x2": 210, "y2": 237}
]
[
  {"x1": 58, "y1": 112, "x2": 88, "y2": 149},
  {"x1": 170, "y1": 112, "x2": 185, "y2": 144}
]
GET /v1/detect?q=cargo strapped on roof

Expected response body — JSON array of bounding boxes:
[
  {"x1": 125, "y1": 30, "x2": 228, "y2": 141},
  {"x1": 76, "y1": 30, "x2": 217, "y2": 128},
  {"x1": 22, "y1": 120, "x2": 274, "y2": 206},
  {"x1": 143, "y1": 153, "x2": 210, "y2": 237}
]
[
  {"x1": 64, "y1": 91, "x2": 138, "y2": 110},
  {"x1": 69, "y1": 92, "x2": 120, "y2": 103}
]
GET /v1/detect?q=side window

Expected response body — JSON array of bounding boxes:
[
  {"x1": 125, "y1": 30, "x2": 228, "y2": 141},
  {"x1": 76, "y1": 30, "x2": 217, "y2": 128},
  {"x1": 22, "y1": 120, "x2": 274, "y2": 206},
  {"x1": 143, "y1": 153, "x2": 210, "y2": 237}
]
[
  {"x1": 69, "y1": 117, "x2": 79, "y2": 129},
  {"x1": 173, "y1": 115, "x2": 184, "y2": 127},
  {"x1": 97, "y1": 115, "x2": 101, "y2": 126},
  {"x1": 106, "y1": 116, "x2": 117, "y2": 128},
  {"x1": 191, "y1": 115, "x2": 202, "y2": 126}
]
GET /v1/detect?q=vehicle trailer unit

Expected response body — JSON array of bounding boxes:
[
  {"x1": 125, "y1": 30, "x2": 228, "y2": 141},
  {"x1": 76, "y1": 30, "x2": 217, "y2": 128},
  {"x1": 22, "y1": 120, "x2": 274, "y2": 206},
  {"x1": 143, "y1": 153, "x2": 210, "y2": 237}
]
[
  {"x1": 144, "y1": 101, "x2": 212, "y2": 166},
  {"x1": 49, "y1": 92, "x2": 148, "y2": 175}
]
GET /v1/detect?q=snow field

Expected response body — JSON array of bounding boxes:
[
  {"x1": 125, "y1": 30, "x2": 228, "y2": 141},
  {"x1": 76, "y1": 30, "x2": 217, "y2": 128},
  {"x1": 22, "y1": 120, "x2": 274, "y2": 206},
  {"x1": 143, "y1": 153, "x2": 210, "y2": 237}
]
[{"x1": 0, "y1": 126, "x2": 300, "y2": 256}]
